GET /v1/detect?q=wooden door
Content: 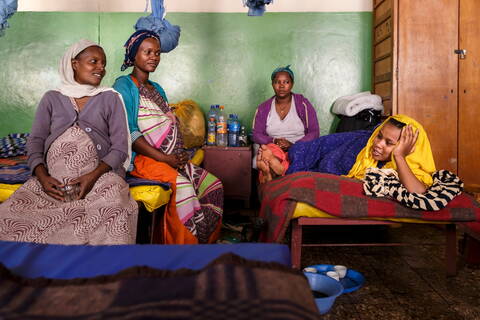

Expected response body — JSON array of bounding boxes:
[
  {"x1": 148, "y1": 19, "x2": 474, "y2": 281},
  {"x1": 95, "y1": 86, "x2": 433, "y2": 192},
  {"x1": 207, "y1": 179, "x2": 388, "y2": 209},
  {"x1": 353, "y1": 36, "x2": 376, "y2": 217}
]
[
  {"x1": 458, "y1": 0, "x2": 480, "y2": 185},
  {"x1": 397, "y1": 0, "x2": 459, "y2": 172}
]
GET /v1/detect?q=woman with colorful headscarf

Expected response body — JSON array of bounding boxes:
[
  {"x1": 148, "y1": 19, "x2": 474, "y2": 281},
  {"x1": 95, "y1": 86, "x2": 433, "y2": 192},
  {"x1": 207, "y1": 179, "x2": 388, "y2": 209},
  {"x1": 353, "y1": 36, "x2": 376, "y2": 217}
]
[
  {"x1": 287, "y1": 114, "x2": 436, "y2": 193},
  {"x1": 113, "y1": 30, "x2": 223, "y2": 244},
  {"x1": 252, "y1": 65, "x2": 320, "y2": 183},
  {"x1": 0, "y1": 39, "x2": 138, "y2": 244}
]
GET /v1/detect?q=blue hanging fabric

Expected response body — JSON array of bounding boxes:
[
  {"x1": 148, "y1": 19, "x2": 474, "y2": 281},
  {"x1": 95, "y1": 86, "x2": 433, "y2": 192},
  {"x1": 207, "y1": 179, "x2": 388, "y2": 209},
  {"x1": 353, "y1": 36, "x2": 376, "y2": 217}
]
[
  {"x1": 243, "y1": 0, "x2": 273, "y2": 16},
  {"x1": 0, "y1": 0, "x2": 18, "y2": 37},
  {"x1": 134, "y1": 0, "x2": 180, "y2": 53}
]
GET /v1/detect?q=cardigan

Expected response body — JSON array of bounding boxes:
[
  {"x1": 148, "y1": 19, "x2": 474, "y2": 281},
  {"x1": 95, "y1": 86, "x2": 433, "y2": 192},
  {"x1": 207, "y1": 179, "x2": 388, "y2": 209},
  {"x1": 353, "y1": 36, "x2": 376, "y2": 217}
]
[
  {"x1": 27, "y1": 90, "x2": 129, "y2": 177},
  {"x1": 252, "y1": 93, "x2": 320, "y2": 145}
]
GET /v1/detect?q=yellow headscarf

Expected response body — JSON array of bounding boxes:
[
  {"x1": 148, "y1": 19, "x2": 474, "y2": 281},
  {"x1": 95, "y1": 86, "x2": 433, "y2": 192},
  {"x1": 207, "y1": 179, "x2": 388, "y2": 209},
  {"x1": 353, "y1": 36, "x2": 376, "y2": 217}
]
[{"x1": 346, "y1": 114, "x2": 436, "y2": 186}]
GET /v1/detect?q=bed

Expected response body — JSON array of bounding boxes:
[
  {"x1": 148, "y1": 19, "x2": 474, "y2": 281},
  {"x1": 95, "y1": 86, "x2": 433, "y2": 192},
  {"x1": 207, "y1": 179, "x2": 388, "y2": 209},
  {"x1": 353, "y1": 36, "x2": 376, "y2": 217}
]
[
  {"x1": 0, "y1": 241, "x2": 326, "y2": 319},
  {"x1": 258, "y1": 171, "x2": 480, "y2": 276}
]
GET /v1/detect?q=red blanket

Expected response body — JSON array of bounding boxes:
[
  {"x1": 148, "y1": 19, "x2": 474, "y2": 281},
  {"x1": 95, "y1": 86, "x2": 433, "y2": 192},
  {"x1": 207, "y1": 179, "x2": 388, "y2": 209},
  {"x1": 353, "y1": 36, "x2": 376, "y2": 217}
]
[{"x1": 259, "y1": 172, "x2": 480, "y2": 242}]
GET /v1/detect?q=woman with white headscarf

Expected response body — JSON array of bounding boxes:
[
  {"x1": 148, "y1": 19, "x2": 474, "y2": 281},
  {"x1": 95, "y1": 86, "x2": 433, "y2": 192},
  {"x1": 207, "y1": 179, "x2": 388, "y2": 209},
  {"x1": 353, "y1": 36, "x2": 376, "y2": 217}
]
[{"x1": 0, "y1": 39, "x2": 138, "y2": 245}]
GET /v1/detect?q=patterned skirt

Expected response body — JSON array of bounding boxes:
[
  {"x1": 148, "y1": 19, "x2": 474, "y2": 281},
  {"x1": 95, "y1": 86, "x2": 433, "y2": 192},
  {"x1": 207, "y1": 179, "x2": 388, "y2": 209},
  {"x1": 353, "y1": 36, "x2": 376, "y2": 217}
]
[{"x1": 0, "y1": 126, "x2": 138, "y2": 245}]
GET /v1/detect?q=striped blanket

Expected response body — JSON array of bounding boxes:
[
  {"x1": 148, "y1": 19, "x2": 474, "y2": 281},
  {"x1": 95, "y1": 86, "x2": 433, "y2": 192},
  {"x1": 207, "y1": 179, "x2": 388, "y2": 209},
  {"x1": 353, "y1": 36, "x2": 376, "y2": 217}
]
[
  {"x1": 0, "y1": 133, "x2": 29, "y2": 158},
  {"x1": 0, "y1": 157, "x2": 169, "y2": 189},
  {"x1": 0, "y1": 253, "x2": 320, "y2": 320},
  {"x1": 259, "y1": 172, "x2": 480, "y2": 242}
]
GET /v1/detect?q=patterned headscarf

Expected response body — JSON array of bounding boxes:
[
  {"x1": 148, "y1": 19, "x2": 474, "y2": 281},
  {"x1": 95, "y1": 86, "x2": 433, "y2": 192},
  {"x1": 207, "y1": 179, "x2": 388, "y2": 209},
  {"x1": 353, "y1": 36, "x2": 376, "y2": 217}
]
[
  {"x1": 271, "y1": 65, "x2": 295, "y2": 82},
  {"x1": 121, "y1": 30, "x2": 161, "y2": 71},
  {"x1": 346, "y1": 114, "x2": 436, "y2": 187}
]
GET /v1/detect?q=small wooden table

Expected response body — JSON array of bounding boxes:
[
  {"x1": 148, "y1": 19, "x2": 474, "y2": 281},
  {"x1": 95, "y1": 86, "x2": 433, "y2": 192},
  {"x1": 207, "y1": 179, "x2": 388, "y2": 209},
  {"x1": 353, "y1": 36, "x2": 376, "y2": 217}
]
[{"x1": 203, "y1": 145, "x2": 252, "y2": 207}]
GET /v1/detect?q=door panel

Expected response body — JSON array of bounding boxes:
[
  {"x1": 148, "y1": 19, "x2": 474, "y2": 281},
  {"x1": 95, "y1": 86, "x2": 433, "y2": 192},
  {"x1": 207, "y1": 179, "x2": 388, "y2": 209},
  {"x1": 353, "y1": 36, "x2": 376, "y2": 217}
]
[
  {"x1": 397, "y1": 0, "x2": 459, "y2": 173},
  {"x1": 458, "y1": 0, "x2": 480, "y2": 185}
]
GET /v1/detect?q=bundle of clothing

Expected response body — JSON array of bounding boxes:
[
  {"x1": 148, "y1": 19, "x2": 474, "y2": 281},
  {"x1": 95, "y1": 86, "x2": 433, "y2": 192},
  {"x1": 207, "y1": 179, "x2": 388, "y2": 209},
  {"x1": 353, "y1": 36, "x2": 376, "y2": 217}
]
[
  {"x1": 0, "y1": 0, "x2": 17, "y2": 36},
  {"x1": 133, "y1": 0, "x2": 180, "y2": 54},
  {"x1": 243, "y1": 0, "x2": 273, "y2": 16},
  {"x1": 0, "y1": 133, "x2": 29, "y2": 158},
  {"x1": 332, "y1": 91, "x2": 383, "y2": 133}
]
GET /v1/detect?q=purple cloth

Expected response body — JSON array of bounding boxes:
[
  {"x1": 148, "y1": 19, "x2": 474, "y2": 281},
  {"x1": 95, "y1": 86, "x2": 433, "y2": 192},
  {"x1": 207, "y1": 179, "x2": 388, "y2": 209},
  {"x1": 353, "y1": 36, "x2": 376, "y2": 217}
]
[
  {"x1": 286, "y1": 130, "x2": 372, "y2": 175},
  {"x1": 252, "y1": 93, "x2": 320, "y2": 145}
]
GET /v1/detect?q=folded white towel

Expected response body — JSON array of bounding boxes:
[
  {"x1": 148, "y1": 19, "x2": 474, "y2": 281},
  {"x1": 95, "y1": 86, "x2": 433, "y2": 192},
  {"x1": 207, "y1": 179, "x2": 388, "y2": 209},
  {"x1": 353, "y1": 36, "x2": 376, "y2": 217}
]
[{"x1": 332, "y1": 91, "x2": 383, "y2": 117}]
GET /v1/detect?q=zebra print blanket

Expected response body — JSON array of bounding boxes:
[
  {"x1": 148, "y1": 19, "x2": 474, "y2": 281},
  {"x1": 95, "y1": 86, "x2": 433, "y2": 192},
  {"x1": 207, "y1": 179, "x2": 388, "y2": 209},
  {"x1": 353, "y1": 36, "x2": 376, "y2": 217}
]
[{"x1": 364, "y1": 169, "x2": 463, "y2": 211}]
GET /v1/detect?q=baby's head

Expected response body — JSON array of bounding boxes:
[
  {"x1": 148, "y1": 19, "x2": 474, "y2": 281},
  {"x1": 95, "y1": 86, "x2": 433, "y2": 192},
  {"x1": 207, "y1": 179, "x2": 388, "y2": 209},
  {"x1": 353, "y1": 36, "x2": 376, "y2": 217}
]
[{"x1": 371, "y1": 118, "x2": 406, "y2": 161}]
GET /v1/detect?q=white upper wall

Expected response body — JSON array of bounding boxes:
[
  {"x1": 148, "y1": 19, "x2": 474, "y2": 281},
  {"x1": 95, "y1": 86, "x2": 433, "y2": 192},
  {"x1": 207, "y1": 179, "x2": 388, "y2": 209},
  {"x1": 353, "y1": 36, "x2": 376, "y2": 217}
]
[{"x1": 18, "y1": 0, "x2": 372, "y2": 12}]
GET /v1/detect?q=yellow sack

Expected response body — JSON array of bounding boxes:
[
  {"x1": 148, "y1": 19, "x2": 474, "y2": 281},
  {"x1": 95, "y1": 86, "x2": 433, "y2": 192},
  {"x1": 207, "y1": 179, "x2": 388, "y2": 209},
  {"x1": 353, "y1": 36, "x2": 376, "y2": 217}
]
[{"x1": 170, "y1": 100, "x2": 206, "y2": 149}]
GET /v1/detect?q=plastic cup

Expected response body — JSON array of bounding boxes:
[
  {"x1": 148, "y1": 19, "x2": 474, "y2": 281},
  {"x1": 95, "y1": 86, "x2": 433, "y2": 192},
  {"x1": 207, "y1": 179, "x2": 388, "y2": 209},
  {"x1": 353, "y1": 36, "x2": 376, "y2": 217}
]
[
  {"x1": 326, "y1": 271, "x2": 340, "y2": 281},
  {"x1": 334, "y1": 265, "x2": 347, "y2": 278}
]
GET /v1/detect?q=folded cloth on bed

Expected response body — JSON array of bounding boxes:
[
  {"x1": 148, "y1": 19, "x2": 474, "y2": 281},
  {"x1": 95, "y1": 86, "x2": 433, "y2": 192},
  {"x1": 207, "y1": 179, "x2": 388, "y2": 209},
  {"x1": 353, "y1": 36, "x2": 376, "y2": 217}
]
[
  {"x1": 0, "y1": 253, "x2": 320, "y2": 320},
  {"x1": 332, "y1": 91, "x2": 383, "y2": 117},
  {"x1": 0, "y1": 164, "x2": 30, "y2": 184},
  {"x1": 126, "y1": 174, "x2": 170, "y2": 189},
  {"x1": 0, "y1": 162, "x2": 170, "y2": 189},
  {"x1": 364, "y1": 168, "x2": 463, "y2": 211},
  {"x1": 259, "y1": 172, "x2": 480, "y2": 242},
  {"x1": 0, "y1": 133, "x2": 29, "y2": 158}
]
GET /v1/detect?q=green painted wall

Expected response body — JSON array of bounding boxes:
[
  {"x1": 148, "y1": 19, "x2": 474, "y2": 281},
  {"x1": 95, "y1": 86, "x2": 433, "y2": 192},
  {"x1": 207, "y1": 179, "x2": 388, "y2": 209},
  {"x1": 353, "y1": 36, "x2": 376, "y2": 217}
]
[{"x1": 0, "y1": 12, "x2": 372, "y2": 136}]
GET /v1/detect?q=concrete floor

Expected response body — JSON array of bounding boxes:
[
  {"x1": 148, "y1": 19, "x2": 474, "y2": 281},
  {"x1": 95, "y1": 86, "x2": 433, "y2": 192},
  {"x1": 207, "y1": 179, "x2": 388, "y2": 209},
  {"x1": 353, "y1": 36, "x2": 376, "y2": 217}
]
[
  {"x1": 222, "y1": 200, "x2": 480, "y2": 320},
  {"x1": 300, "y1": 224, "x2": 480, "y2": 320}
]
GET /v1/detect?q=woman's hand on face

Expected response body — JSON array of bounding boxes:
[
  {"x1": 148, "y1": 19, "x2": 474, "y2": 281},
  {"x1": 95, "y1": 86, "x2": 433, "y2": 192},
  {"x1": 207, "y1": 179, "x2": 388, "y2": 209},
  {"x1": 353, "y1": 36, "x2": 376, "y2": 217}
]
[
  {"x1": 37, "y1": 174, "x2": 65, "y2": 201},
  {"x1": 393, "y1": 124, "x2": 419, "y2": 159}
]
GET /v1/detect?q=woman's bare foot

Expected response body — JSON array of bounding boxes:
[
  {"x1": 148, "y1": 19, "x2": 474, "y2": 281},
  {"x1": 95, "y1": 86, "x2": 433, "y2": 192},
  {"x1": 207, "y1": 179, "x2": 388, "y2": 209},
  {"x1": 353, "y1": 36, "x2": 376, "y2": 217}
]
[
  {"x1": 261, "y1": 145, "x2": 285, "y2": 176},
  {"x1": 257, "y1": 159, "x2": 273, "y2": 183}
]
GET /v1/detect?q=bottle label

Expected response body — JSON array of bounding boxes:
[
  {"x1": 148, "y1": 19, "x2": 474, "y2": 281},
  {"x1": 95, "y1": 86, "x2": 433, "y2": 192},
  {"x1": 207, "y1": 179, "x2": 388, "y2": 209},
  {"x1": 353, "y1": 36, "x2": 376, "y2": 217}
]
[
  {"x1": 217, "y1": 123, "x2": 227, "y2": 134},
  {"x1": 207, "y1": 133, "x2": 216, "y2": 144}
]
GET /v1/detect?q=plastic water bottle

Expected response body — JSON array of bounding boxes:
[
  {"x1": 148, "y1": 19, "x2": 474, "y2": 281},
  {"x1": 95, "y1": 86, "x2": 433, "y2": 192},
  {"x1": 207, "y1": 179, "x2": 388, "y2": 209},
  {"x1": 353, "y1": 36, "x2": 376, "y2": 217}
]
[
  {"x1": 238, "y1": 125, "x2": 248, "y2": 147},
  {"x1": 228, "y1": 114, "x2": 240, "y2": 147},
  {"x1": 216, "y1": 105, "x2": 227, "y2": 147},
  {"x1": 206, "y1": 105, "x2": 217, "y2": 146},
  {"x1": 207, "y1": 116, "x2": 216, "y2": 146},
  {"x1": 207, "y1": 105, "x2": 217, "y2": 121}
]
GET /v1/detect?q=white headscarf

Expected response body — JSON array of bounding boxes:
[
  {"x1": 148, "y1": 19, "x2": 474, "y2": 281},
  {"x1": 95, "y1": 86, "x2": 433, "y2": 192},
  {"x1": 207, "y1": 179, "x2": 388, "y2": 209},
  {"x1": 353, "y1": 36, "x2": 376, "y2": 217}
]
[
  {"x1": 57, "y1": 39, "x2": 110, "y2": 98},
  {"x1": 56, "y1": 39, "x2": 132, "y2": 171}
]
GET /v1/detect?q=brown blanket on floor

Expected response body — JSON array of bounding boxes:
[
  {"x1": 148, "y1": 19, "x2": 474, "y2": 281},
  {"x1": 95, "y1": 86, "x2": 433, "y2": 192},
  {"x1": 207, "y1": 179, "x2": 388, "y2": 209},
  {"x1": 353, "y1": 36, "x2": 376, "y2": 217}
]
[
  {"x1": 0, "y1": 253, "x2": 321, "y2": 320},
  {"x1": 259, "y1": 172, "x2": 480, "y2": 242}
]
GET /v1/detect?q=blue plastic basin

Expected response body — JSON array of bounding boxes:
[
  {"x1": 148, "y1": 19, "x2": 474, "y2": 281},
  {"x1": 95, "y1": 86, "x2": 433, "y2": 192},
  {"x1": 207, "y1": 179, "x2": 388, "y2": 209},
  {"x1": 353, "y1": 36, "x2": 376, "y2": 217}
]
[{"x1": 304, "y1": 272, "x2": 344, "y2": 315}]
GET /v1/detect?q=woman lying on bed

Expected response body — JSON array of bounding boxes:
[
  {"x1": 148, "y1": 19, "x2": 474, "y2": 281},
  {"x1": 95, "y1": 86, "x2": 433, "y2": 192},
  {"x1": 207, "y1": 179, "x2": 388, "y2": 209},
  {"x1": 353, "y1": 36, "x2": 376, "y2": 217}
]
[
  {"x1": 0, "y1": 40, "x2": 138, "y2": 244},
  {"x1": 260, "y1": 114, "x2": 436, "y2": 193}
]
